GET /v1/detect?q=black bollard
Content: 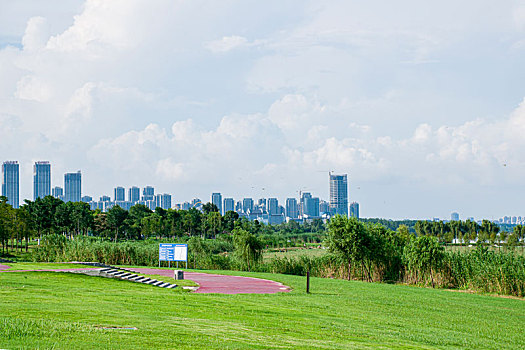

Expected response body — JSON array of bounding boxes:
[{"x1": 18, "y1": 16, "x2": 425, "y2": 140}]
[{"x1": 306, "y1": 270, "x2": 310, "y2": 294}]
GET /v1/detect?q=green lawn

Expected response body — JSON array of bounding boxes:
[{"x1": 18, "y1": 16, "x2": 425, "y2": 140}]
[
  {"x1": 1, "y1": 262, "x2": 95, "y2": 270},
  {"x1": 1, "y1": 267, "x2": 524, "y2": 349},
  {"x1": 263, "y1": 247, "x2": 328, "y2": 261}
]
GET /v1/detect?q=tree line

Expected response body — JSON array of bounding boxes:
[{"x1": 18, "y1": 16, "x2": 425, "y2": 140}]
[
  {"x1": 0, "y1": 196, "x2": 327, "y2": 253},
  {"x1": 2, "y1": 195, "x2": 524, "y2": 255}
]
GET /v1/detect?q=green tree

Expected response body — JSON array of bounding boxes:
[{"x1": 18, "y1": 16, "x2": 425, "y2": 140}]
[
  {"x1": 223, "y1": 211, "x2": 239, "y2": 233},
  {"x1": 106, "y1": 205, "x2": 129, "y2": 242},
  {"x1": 326, "y1": 215, "x2": 371, "y2": 280},
  {"x1": 127, "y1": 204, "x2": 153, "y2": 238},
  {"x1": 205, "y1": 211, "x2": 222, "y2": 239},
  {"x1": 396, "y1": 224, "x2": 412, "y2": 244},
  {"x1": 188, "y1": 236, "x2": 208, "y2": 268},
  {"x1": 202, "y1": 202, "x2": 219, "y2": 215},
  {"x1": 232, "y1": 227, "x2": 263, "y2": 271},
  {"x1": 404, "y1": 235, "x2": 444, "y2": 287},
  {"x1": 16, "y1": 206, "x2": 34, "y2": 252},
  {"x1": 0, "y1": 197, "x2": 14, "y2": 253},
  {"x1": 183, "y1": 208, "x2": 203, "y2": 237},
  {"x1": 71, "y1": 202, "x2": 93, "y2": 236}
]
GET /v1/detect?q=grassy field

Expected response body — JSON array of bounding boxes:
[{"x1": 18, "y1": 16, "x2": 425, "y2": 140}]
[
  {"x1": 263, "y1": 247, "x2": 327, "y2": 261},
  {"x1": 1, "y1": 266, "x2": 524, "y2": 349}
]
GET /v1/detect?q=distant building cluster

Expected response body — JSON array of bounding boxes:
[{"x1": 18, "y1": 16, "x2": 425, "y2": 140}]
[
  {"x1": 84, "y1": 186, "x2": 172, "y2": 212},
  {"x1": 449, "y1": 212, "x2": 525, "y2": 226},
  {"x1": 174, "y1": 173, "x2": 358, "y2": 224},
  {"x1": 497, "y1": 216, "x2": 525, "y2": 225},
  {"x1": 2, "y1": 161, "x2": 359, "y2": 221}
]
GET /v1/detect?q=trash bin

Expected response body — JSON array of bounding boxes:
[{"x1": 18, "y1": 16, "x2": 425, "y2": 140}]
[{"x1": 174, "y1": 270, "x2": 184, "y2": 280}]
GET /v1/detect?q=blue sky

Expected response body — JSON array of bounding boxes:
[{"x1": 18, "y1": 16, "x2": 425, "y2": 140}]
[{"x1": 1, "y1": 0, "x2": 524, "y2": 219}]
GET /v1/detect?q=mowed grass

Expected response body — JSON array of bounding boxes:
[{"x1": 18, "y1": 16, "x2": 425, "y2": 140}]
[
  {"x1": 1, "y1": 262, "x2": 95, "y2": 270},
  {"x1": 263, "y1": 247, "x2": 328, "y2": 261},
  {"x1": 0, "y1": 268, "x2": 524, "y2": 349}
]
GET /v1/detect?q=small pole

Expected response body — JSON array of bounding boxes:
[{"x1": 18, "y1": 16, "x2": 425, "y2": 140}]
[{"x1": 306, "y1": 270, "x2": 310, "y2": 294}]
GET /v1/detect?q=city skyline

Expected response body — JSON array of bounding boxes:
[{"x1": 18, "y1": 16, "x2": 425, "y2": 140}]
[
  {"x1": 1, "y1": 2, "x2": 524, "y2": 219},
  {"x1": 2, "y1": 158, "x2": 524, "y2": 224}
]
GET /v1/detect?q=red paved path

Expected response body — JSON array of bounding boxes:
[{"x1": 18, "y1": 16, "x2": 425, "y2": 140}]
[
  {"x1": 125, "y1": 267, "x2": 290, "y2": 294},
  {"x1": 0, "y1": 264, "x2": 291, "y2": 294}
]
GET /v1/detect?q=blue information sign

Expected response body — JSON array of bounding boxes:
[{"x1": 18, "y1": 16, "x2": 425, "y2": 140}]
[{"x1": 159, "y1": 243, "x2": 187, "y2": 262}]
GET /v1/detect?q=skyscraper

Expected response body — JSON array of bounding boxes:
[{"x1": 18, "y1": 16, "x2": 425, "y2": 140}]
[
  {"x1": 349, "y1": 202, "x2": 359, "y2": 219},
  {"x1": 329, "y1": 173, "x2": 348, "y2": 216},
  {"x1": 128, "y1": 186, "x2": 140, "y2": 203},
  {"x1": 304, "y1": 197, "x2": 320, "y2": 217},
  {"x1": 319, "y1": 200, "x2": 330, "y2": 215},
  {"x1": 285, "y1": 198, "x2": 298, "y2": 219},
  {"x1": 268, "y1": 198, "x2": 279, "y2": 215},
  {"x1": 451, "y1": 212, "x2": 460, "y2": 221},
  {"x1": 211, "y1": 192, "x2": 222, "y2": 214},
  {"x1": 242, "y1": 198, "x2": 254, "y2": 214},
  {"x1": 2, "y1": 161, "x2": 19, "y2": 208},
  {"x1": 300, "y1": 192, "x2": 312, "y2": 216},
  {"x1": 52, "y1": 186, "x2": 64, "y2": 200},
  {"x1": 114, "y1": 186, "x2": 125, "y2": 201},
  {"x1": 223, "y1": 198, "x2": 234, "y2": 213},
  {"x1": 160, "y1": 194, "x2": 171, "y2": 210},
  {"x1": 64, "y1": 171, "x2": 81, "y2": 203},
  {"x1": 33, "y1": 161, "x2": 51, "y2": 200},
  {"x1": 142, "y1": 186, "x2": 154, "y2": 201}
]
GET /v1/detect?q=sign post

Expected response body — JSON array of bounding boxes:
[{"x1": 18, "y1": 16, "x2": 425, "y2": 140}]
[{"x1": 159, "y1": 243, "x2": 188, "y2": 268}]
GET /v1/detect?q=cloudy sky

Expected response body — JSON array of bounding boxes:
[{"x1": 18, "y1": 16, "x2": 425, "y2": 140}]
[{"x1": 1, "y1": 1, "x2": 524, "y2": 219}]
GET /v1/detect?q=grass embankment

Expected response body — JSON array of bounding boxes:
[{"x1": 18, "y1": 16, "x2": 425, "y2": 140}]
[
  {"x1": 1, "y1": 263, "x2": 199, "y2": 288},
  {"x1": 1, "y1": 267, "x2": 524, "y2": 349}
]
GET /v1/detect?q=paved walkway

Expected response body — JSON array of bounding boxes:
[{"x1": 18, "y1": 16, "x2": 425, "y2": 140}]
[
  {"x1": 0, "y1": 264, "x2": 291, "y2": 294},
  {"x1": 125, "y1": 267, "x2": 290, "y2": 294}
]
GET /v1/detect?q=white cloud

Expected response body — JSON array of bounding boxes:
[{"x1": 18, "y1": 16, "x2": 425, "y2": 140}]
[
  {"x1": 205, "y1": 35, "x2": 248, "y2": 53},
  {"x1": 22, "y1": 16, "x2": 50, "y2": 51},
  {"x1": 15, "y1": 75, "x2": 53, "y2": 102},
  {"x1": 0, "y1": 0, "x2": 524, "y2": 218}
]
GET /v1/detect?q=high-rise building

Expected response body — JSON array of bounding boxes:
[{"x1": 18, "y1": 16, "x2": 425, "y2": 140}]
[
  {"x1": 300, "y1": 192, "x2": 312, "y2": 216},
  {"x1": 258, "y1": 198, "x2": 267, "y2": 212},
  {"x1": 114, "y1": 186, "x2": 125, "y2": 202},
  {"x1": 100, "y1": 195, "x2": 111, "y2": 202},
  {"x1": 304, "y1": 196, "x2": 320, "y2": 217},
  {"x1": 64, "y1": 171, "x2": 81, "y2": 203},
  {"x1": 242, "y1": 198, "x2": 254, "y2": 214},
  {"x1": 2, "y1": 161, "x2": 19, "y2": 208},
  {"x1": 211, "y1": 192, "x2": 222, "y2": 214},
  {"x1": 319, "y1": 200, "x2": 330, "y2": 215},
  {"x1": 81, "y1": 195, "x2": 93, "y2": 203},
  {"x1": 52, "y1": 186, "x2": 64, "y2": 200},
  {"x1": 128, "y1": 186, "x2": 140, "y2": 203},
  {"x1": 160, "y1": 194, "x2": 171, "y2": 210},
  {"x1": 155, "y1": 193, "x2": 171, "y2": 210},
  {"x1": 451, "y1": 212, "x2": 460, "y2": 221},
  {"x1": 223, "y1": 198, "x2": 234, "y2": 213},
  {"x1": 268, "y1": 198, "x2": 279, "y2": 215},
  {"x1": 329, "y1": 173, "x2": 348, "y2": 217},
  {"x1": 235, "y1": 200, "x2": 243, "y2": 213},
  {"x1": 142, "y1": 186, "x2": 155, "y2": 201},
  {"x1": 286, "y1": 198, "x2": 299, "y2": 219},
  {"x1": 350, "y1": 202, "x2": 359, "y2": 219},
  {"x1": 191, "y1": 198, "x2": 202, "y2": 209},
  {"x1": 33, "y1": 161, "x2": 51, "y2": 200}
]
